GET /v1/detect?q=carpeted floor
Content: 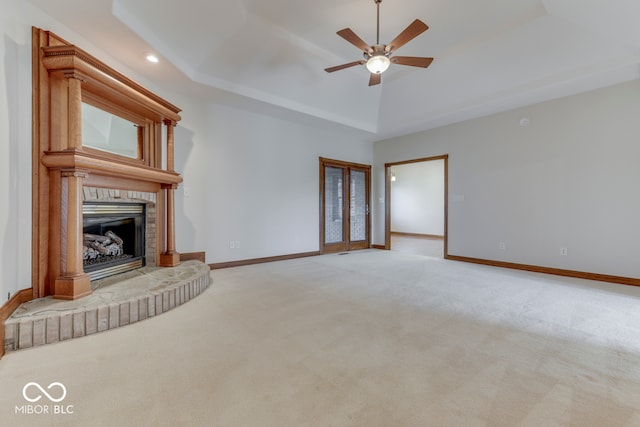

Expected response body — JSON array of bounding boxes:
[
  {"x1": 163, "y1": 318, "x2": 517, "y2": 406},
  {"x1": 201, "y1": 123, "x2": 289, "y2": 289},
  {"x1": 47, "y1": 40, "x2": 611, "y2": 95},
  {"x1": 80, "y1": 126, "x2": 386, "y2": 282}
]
[
  {"x1": 391, "y1": 234, "x2": 444, "y2": 258},
  {"x1": 2, "y1": 250, "x2": 640, "y2": 426}
]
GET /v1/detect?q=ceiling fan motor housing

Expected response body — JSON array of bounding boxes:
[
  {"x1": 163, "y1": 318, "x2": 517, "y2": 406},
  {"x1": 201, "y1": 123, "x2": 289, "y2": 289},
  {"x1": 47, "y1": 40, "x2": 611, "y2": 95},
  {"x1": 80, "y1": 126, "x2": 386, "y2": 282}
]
[{"x1": 365, "y1": 44, "x2": 388, "y2": 58}]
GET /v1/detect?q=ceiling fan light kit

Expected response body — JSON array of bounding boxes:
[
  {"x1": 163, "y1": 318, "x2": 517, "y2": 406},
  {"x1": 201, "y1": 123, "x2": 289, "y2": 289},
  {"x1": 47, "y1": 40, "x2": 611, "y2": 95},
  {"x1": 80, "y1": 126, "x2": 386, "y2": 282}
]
[
  {"x1": 325, "y1": 0, "x2": 433, "y2": 86},
  {"x1": 366, "y1": 46, "x2": 390, "y2": 74}
]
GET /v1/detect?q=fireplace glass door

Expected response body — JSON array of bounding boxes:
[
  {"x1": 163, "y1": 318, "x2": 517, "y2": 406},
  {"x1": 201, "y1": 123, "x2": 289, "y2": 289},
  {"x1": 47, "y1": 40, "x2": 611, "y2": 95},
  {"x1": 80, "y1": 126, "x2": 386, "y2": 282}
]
[{"x1": 83, "y1": 202, "x2": 145, "y2": 280}]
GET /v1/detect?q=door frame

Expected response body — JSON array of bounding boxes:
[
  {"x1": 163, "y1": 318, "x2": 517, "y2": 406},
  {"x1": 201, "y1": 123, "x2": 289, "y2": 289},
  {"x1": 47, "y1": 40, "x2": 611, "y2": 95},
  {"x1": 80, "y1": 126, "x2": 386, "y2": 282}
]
[
  {"x1": 384, "y1": 155, "x2": 449, "y2": 257},
  {"x1": 319, "y1": 157, "x2": 371, "y2": 254}
]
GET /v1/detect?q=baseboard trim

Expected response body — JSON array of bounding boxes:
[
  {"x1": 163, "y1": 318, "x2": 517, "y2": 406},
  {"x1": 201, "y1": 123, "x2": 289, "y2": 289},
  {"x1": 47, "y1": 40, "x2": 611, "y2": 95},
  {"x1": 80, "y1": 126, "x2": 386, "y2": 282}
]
[
  {"x1": 445, "y1": 254, "x2": 640, "y2": 287},
  {"x1": 209, "y1": 251, "x2": 321, "y2": 270},
  {"x1": 180, "y1": 252, "x2": 206, "y2": 263},
  {"x1": 391, "y1": 232, "x2": 444, "y2": 239},
  {"x1": 1, "y1": 288, "x2": 34, "y2": 359},
  {"x1": 371, "y1": 244, "x2": 386, "y2": 250}
]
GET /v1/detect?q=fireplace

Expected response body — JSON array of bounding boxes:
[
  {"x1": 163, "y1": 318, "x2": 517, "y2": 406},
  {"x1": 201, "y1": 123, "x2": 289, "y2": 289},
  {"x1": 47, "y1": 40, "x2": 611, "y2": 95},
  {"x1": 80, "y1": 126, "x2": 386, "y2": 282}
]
[
  {"x1": 83, "y1": 203, "x2": 145, "y2": 280},
  {"x1": 32, "y1": 28, "x2": 182, "y2": 300}
]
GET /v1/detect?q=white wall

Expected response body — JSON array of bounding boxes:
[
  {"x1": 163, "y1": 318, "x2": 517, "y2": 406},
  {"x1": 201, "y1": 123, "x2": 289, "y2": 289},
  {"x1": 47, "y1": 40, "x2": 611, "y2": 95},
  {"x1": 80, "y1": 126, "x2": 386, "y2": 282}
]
[
  {"x1": 195, "y1": 103, "x2": 372, "y2": 263},
  {"x1": 373, "y1": 79, "x2": 640, "y2": 278},
  {"x1": 0, "y1": 2, "x2": 37, "y2": 302},
  {"x1": 390, "y1": 160, "x2": 444, "y2": 236},
  {"x1": 172, "y1": 96, "x2": 211, "y2": 259}
]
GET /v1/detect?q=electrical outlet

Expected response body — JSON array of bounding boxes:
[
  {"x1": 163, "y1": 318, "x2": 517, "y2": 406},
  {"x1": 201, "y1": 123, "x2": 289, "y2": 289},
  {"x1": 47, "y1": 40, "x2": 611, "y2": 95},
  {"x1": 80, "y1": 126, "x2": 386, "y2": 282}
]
[
  {"x1": 560, "y1": 247, "x2": 568, "y2": 256},
  {"x1": 498, "y1": 242, "x2": 506, "y2": 250},
  {"x1": 235, "y1": 241, "x2": 240, "y2": 249},
  {"x1": 7, "y1": 292, "x2": 10, "y2": 301},
  {"x1": 229, "y1": 241, "x2": 235, "y2": 249}
]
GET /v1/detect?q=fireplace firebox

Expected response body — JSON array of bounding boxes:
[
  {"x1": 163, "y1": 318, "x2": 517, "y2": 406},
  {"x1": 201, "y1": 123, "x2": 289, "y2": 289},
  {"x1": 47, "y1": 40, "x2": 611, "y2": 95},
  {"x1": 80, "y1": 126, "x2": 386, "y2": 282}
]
[{"x1": 83, "y1": 203, "x2": 145, "y2": 280}]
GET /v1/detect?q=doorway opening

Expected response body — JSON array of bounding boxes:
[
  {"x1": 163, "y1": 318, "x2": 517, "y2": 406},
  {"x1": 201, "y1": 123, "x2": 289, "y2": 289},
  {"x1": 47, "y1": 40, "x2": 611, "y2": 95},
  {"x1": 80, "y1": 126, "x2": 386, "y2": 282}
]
[
  {"x1": 320, "y1": 157, "x2": 371, "y2": 254},
  {"x1": 385, "y1": 155, "x2": 448, "y2": 258}
]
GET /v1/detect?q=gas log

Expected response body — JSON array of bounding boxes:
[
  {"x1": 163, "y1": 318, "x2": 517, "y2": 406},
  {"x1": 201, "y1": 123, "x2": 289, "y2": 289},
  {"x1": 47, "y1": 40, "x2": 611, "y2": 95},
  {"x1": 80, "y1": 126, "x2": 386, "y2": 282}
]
[{"x1": 83, "y1": 231, "x2": 124, "y2": 260}]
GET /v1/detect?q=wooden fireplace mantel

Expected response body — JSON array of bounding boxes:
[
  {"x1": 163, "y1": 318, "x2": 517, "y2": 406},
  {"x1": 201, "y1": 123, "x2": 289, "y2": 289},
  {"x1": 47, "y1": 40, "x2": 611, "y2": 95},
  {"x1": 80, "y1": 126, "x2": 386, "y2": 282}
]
[
  {"x1": 40, "y1": 44, "x2": 181, "y2": 124},
  {"x1": 41, "y1": 149, "x2": 182, "y2": 185},
  {"x1": 32, "y1": 28, "x2": 184, "y2": 300}
]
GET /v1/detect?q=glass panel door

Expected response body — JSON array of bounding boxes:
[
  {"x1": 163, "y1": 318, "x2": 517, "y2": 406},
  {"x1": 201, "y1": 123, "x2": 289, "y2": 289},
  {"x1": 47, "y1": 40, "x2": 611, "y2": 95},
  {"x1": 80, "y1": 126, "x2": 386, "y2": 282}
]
[
  {"x1": 349, "y1": 169, "x2": 368, "y2": 247},
  {"x1": 320, "y1": 158, "x2": 370, "y2": 253},
  {"x1": 324, "y1": 166, "x2": 344, "y2": 245}
]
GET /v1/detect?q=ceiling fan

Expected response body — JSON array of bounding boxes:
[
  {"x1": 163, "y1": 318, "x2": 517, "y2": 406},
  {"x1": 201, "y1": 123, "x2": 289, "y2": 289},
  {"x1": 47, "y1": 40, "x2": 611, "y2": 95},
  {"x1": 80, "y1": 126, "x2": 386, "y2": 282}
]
[{"x1": 325, "y1": 0, "x2": 433, "y2": 86}]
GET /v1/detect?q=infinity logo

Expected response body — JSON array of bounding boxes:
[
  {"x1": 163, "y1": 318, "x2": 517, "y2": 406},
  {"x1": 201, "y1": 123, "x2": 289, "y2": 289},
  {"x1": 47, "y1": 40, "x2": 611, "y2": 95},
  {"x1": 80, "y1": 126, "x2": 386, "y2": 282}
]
[{"x1": 22, "y1": 382, "x2": 67, "y2": 403}]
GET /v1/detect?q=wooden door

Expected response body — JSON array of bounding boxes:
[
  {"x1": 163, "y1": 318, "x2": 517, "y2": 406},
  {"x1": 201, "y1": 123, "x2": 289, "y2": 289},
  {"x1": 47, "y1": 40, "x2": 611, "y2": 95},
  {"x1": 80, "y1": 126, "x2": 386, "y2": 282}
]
[{"x1": 320, "y1": 158, "x2": 371, "y2": 254}]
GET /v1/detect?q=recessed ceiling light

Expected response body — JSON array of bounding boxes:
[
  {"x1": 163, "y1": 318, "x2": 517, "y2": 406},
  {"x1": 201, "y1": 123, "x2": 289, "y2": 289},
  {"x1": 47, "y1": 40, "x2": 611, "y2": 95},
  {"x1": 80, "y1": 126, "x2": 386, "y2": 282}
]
[{"x1": 146, "y1": 54, "x2": 159, "y2": 63}]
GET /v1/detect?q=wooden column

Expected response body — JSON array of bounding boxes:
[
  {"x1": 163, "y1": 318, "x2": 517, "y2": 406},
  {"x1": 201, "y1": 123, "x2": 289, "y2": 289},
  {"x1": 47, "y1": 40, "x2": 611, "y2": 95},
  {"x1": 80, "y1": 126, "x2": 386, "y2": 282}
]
[
  {"x1": 66, "y1": 73, "x2": 83, "y2": 149},
  {"x1": 159, "y1": 120, "x2": 180, "y2": 266},
  {"x1": 53, "y1": 169, "x2": 92, "y2": 300},
  {"x1": 165, "y1": 119, "x2": 176, "y2": 172},
  {"x1": 49, "y1": 71, "x2": 92, "y2": 299}
]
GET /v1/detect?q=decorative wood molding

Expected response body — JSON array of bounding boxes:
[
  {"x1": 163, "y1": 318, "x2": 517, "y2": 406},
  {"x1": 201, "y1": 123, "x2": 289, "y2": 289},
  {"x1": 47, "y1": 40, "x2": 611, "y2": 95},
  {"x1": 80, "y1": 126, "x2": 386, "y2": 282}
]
[
  {"x1": 159, "y1": 252, "x2": 181, "y2": 267},
  {"x1": 41, "y1": 44, "x2": 181, "y2": 121},
  {"x1": 209, "y1": 252, "x2": 320, "y2": 270},
  {"x1": 318, "y1": 157, "x2": 372, "y2": 170},
  {"x1": 32, "y1": 27, "x2": 183, "y2": 299},
  {"x1": 41, "y1": 150, "x2": 182, "y2": 185},
  {"x1": 83, "y1": 175, "x2": 161, "y2": 193},
  {"x1": 1, "y1": 289, "x2": 34, "y2": 359},
  {"x1": 445, "y1": 254, "x2": 640, "y2": 287},
  {"x1": 180, "y1": 252, "x2": 206, "y2": 263}
]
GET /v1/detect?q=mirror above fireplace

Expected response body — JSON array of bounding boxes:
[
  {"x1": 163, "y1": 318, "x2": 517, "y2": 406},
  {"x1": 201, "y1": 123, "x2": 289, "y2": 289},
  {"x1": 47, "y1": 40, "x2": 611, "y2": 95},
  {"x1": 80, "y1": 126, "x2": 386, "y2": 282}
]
[{"x1": 81, "y1": 102, "x2": 140, "y2": 160}]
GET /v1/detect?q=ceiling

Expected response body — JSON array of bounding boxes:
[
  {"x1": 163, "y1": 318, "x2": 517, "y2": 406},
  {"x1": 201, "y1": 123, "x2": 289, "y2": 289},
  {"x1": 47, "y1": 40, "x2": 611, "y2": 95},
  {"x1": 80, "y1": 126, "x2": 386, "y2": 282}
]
[{"x1": 26, "y1": 0, "x2": 640, "y2": 141}]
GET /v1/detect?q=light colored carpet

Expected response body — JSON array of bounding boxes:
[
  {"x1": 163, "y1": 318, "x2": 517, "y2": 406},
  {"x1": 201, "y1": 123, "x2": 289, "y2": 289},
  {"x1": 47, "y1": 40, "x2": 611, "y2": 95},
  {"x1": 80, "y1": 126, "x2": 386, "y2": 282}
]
[
  {"x1": 391, "y1": 234, "x2": 444, "y2": 258},
  {"x1": 1, "y1": 250, "x2": 640, "y2": 426}
]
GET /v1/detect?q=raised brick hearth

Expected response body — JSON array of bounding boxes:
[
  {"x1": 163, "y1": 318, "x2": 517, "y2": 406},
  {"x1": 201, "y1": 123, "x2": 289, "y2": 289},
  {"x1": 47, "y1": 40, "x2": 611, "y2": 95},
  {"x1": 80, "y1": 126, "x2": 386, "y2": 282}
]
[{"x1": 4, "y1": 261, "x2": 210, "y2": 353}]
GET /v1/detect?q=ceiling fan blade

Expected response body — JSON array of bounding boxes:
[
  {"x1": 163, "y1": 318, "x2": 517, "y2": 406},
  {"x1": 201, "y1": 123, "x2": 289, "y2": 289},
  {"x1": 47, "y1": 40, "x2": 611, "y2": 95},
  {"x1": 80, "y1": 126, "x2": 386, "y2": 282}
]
[
  {"x1": 336, "y1": 28, "x2": 371, "y2": 53},
  {"x1": 386, "y1": 19, "x2": 429, "y2": 53},
  {"x1": 369, "y1": 73, "x2": 381, "y2": 86},
  {"x1": 390, "y1": 56, "x2": 434, "y2": 68},
  {"x1": 324, "y1": 60, "x2": 366, "y2": 73}
]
